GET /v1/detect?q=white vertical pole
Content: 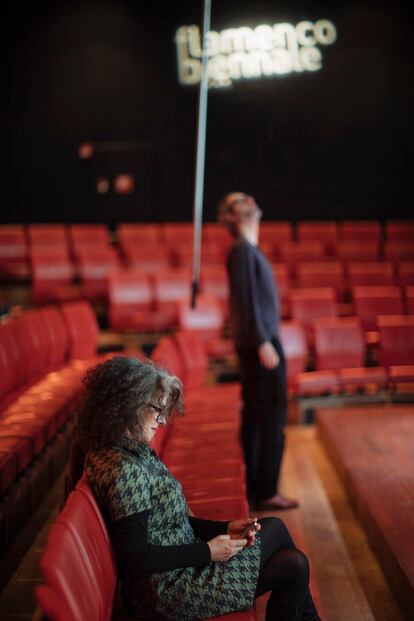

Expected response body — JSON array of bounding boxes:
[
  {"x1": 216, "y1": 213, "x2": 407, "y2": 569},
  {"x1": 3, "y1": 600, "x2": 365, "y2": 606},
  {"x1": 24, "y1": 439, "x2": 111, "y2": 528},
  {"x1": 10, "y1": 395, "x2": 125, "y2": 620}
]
[{"x1": 191, "y1": 0, "x2": 211, "y2": 308}]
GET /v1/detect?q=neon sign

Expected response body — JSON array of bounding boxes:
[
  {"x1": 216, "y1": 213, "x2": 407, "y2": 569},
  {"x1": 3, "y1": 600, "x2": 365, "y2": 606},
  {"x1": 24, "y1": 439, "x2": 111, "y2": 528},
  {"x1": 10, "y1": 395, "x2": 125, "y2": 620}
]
[{"x1": 176, "y1": 20, "x2": 337, "y2": 88}]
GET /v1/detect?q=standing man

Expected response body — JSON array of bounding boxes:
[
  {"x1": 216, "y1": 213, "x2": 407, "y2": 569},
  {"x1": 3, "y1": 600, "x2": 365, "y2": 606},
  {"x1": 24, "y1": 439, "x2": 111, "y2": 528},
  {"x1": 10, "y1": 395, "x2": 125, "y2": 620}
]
[{"x1": 218, "y1": 192, "x2": 298, "y2": 511}]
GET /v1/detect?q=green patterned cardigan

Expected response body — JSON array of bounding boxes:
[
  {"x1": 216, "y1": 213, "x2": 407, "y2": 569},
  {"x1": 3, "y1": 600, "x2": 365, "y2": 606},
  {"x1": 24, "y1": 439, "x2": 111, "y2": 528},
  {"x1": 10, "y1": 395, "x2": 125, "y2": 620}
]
[{"x1": 85, "y1": 438, "x2": 261, "y2": 621}]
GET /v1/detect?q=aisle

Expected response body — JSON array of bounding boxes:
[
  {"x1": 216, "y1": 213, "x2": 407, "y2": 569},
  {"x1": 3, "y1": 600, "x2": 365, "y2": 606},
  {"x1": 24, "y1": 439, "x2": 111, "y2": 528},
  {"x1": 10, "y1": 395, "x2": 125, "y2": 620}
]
[{"x1": 254, "y1": 426, "x2": 403, "y2": 621}]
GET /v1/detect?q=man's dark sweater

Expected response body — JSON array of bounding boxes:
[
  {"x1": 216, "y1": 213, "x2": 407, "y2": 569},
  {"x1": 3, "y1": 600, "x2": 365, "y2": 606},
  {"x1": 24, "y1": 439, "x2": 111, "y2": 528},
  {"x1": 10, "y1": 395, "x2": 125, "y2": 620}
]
[{"x1": 227, "y1": 238, "x2": 280, "y2": 349}]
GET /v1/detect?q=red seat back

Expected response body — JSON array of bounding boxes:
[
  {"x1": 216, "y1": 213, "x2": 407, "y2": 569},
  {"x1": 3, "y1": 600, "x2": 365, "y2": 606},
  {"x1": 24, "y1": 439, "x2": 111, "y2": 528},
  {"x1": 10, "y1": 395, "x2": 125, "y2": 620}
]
[
  {"x1": 347, "y1": 262, "x2": 395, "y2": 287},
  {"x1": 385, "y1": 221, "x2": 414, "y2": 241},
  {"x1": 279, "y1": 320, "x2": 307, "y2": 386},
  {"x1": 313, "y1": 317, "x2": 365, "y2": 370},
  {"x1": 339, "y1": 220, "x2": 382, "y2": 242},
  {"x1": 295, "y1": 262, "x2": 345, "y2": 300},
  {"x1": 36, "y1": 485, "x2": 116, "y2": 621},
  {"x1": 378, "y1": 315, "x2": 414, "y2": 367},
  {"x1": 296, "y1": 221, "x2": 338, "y2": 255},
  {"x1": 174, "y1": 330, "x2": 208, "y2": 390},
  {"x1": 352, "y1": 286, "x2": 404, "y2": 332},
  {"x1": 151, "y1": 336, "x2": 185, "y2": 381},
  {"x1": 108, "y1": 270, "x2": 153, "y2": 330},
  {"x1": 289, "y1": 288, "x2": 337, "y2": 341},
  {"x1": 178, "y1": 294, "x2": 224, "y2": 340},
  {"x1": 60, "y1": 301, "x2": 99, "y2": 359}
]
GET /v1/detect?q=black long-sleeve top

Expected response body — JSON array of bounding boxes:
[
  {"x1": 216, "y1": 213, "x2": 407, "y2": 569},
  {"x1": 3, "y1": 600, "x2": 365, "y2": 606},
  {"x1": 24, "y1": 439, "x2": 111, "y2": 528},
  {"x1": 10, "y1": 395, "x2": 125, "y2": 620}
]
[
  {"x1": 111, "y1": 510, "x2": 229, "y2": 577},
  {"x1": 227, "y1": 238, "x2": 280, "y2": 348}
]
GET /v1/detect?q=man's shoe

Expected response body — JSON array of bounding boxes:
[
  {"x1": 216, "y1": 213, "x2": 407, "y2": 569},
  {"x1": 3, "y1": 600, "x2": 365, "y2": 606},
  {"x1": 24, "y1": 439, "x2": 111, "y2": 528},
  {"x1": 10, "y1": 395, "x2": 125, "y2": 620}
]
[{"x1": 255, "y1": 494, "x2": 299, "y2": 511}]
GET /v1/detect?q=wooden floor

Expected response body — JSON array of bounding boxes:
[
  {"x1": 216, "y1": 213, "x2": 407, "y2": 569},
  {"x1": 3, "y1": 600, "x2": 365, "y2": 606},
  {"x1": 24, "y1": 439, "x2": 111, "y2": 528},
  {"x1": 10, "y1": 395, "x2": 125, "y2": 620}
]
[{"x1": 0, "y1": 420, "x2": 407, "y2": 621}]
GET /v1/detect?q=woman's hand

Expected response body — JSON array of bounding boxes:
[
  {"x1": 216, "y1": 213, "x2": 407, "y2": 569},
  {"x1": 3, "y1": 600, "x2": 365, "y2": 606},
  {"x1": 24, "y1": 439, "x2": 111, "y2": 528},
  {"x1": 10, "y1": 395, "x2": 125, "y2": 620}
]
[
  {"x1": 258, "y1": 341, "x2": 279, "y2": 369},
  {"x1": 207, "y1": 535, "x2": 247, "y2": 562},
  {"x1": 227, "y1": 518, "x2": 261, "y2": 548}
]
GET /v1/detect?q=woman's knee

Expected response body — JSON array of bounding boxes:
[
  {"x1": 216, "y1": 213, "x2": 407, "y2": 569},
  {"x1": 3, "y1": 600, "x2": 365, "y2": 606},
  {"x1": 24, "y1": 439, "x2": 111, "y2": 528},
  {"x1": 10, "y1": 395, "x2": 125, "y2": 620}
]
[
  {"x1": 260, "y1": 516, "x2": 294, "y2": 547},
  {"x1": 286, "y1": 548, "x2": 310, "y2": 584}
]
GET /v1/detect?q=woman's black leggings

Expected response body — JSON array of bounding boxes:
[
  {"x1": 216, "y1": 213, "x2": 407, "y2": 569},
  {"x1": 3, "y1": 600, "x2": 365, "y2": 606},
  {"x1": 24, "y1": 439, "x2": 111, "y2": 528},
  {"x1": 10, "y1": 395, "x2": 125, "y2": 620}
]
[{"x1": 254, "y1": 518, "x2": 320, "y2": 621}]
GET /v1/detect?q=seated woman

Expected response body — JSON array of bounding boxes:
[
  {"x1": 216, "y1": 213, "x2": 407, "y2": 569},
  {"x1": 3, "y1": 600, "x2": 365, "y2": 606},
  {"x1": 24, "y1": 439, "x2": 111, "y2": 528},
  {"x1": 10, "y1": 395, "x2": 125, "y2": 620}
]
[{"x1": 71, "y1": 355, "x2": 321, "y2": 621}]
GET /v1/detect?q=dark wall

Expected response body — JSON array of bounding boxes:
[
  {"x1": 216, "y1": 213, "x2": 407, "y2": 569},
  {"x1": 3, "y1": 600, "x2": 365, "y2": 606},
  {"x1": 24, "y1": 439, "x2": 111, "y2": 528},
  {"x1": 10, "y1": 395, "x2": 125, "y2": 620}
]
[{"x1": 3, "y1": 0, "x2": 413, "y2": 223}]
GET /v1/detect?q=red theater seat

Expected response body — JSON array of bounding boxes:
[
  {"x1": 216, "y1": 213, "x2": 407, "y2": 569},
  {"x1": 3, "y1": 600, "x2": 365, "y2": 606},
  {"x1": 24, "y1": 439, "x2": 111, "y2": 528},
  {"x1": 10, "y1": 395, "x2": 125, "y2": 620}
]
[
  {"x1": 60, "y1": 301, "x2": 100, "y2": 360},
  {"x1": 405, "y1": 286, "x2": 414, "y2": 314},
  {"x1": 346, "y1": 262, "x2": 395, "y2": 287},
  {"x1": 28, "y1": 224, "x2": 69, "y2": 248},
  {"x1": 352, "y1": 286, "x2": 404, "y2": 333},
  {"x1": 335, "y1": 240, "x2": 380, "y2": 262},
  {"x1": 259, "y1": 221, "x2": 293, "y2": 245},
  {"x1": 299, "y1": 317, "x2": 386, "y2": 392},
  {"x1": 0, "y1": 225, "x2": 29, "y2": 279},
  {"x1": 31, "y1": 251, "x2": 76, "y2": 304},
  {"x1": 385, "y1": 221, "x2": 414, "y2": 241},
  {"x1": 123, "y1": 245, "x2": 171, "y2": 272},
  {"x1": 117, "y1": 223, "x2": 162, "y2": 246},
  {"x1": 107, "y1": 270, "x2": 153, "y2": 331},
  {"x1": 396, "y1": 262, "x2": 414, "y2": 287},
  {"x1": 277, "y1": 241, "x2": 325, "y2": 276},
  {"x1": 296, "y1": 221, "x2": 338, "y2": 256},
  {"x1": 77, "y1": 247, "x2": 119, "y2": 300},
  {"x1": 271, "y1": 264, "x2": 290, "y2": 316},
  {"x1": 295, "y1": 262, "x2": 346, "y2": 301},
  {"x1": 339, "y1": 220, "x2": 382, "y2": 242},
  {"x1": 384, "y1": 241, "x2": 414, "y2": 263},
  {"x1": 289, "y1": 287, "x2": 338, "y2": 345},
  {"x1": 378, "y1": 315, "x2": 414, "y2": 385},
  {"x1": 202, "y1": 266, "x2": 229, "y2": 313},
  {"x1": 279, "y1": 320, "x2": 308, "y2": 390},
  {"x1": 177, "y1": 294, "x2": 232, "y2": 358},
  {"x1": 153, "y1": 269, "x2": 191, "y2": 329}
]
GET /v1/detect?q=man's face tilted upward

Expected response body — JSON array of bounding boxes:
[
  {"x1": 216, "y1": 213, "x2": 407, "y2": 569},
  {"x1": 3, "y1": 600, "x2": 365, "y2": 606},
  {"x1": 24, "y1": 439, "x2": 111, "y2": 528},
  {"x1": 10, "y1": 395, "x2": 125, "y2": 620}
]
[{"x1": 219, "y1": 192, "x2": 263, "y2": 229}]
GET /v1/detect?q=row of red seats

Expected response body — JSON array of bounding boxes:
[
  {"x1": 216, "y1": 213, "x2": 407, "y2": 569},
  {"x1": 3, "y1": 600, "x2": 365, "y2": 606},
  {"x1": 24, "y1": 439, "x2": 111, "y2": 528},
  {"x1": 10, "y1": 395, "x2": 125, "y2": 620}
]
[
  {"x1": 279, "y1": 315, "x2": 414, "y2": 397},
  {"x1": 106, "y1": 267, "x2": 414, "y2": 340},
  {"x1": 0, "y1": 300, "x2": 147, "y2": 557},
  {"x1": 35, "y1": 333, "x2": 256, "y2": 621},
  {"x1": 28, "y1": 258, "x2": 414, "y2": 307},
  {"x1": 164, "y1": 312, "x2": 414, "y2": 399},
  {"x1": 1, "y1": 221, "x2": 413, "y2": 282}
]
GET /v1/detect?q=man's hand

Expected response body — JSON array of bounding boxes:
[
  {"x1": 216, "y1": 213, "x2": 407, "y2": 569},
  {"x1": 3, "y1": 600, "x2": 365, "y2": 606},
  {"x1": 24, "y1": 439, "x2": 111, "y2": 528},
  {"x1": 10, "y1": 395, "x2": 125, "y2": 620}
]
[
  {"x1": 207, "y1": 534, "x2": 247, "y2": 562},
  {"x1": 258, "y1": 341, "x2": 279, "y2": 369},
  {"x1": 227, "y1": 518, "x2": 261, "y2": 548}
]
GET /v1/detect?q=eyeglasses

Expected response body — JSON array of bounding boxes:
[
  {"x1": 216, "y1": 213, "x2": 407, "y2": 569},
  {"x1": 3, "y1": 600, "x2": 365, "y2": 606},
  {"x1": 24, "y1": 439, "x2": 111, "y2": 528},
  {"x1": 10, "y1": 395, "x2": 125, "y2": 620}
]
[{"x1": 148, "y1": 403, "x2": 168, "y2": 424}]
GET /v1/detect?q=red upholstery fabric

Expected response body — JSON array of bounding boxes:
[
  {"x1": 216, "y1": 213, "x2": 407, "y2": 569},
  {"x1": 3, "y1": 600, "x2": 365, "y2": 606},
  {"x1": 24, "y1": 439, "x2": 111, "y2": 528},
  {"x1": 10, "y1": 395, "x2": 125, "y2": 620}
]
[
  {"x1": 77, "y1": 247, "x2": 119, "y2": 300},
  {"x1": 153, "y1": 270, "x2": 191, "y2": 328},
  {"x1": 277, "y1": 241, "x2": 325, "y2": 276},
  {"x1": 295, "y1": 262, "x2": 345, "y2": 300},
  {"x1": 406, "y1": 286, "x2": 414, "y2": 314},
  {"x1": 384, "y1": 241, "x2": 414, "y2": 263},
  {"x1": 347, "y1": 262, "x2": 395, "y2": 287},
  {"x1": 289, "y1": 287, "x2": 337, "y2": 344},
  {"x1": 378, "y1": 315, "x2": 414, "y2": 368},
  {"x1": 352, "y1": 286, "x2": 403, "y2": 332},
  {"x1": 259, "y1": 221, "x2": 293, "y2": 245},
  {"x1": 385, "y1": 221, "x2": 414, "y2": 241},
  {"x1": 60, "y1": 301, "x2": 100, "y2": 359},
  {"x1": 0, "y1": 225, "x2": 29, "y2": 279},
  {"x1": 279, "y1": 320, "x2": 307, "y2": 389},
  {"x1": 335, "y1": 241, "x2": 380, "y2": 262},
  {"x1": 312, "y1": 317, "x2": 386, "y2": 389},
  {"x1": 107, "y1": 270, "x2": 153, "y2": 330},
  {"x1": 37, "y1": 516, "x2": 113, "y2": 621},
  {"x1": 31, "y1": 252, "x2": 75, "y2": 304},
  {"x1": 339, "y1": 220, "x2": 382, "y2": 241},
  {"x1": 296, "y1": 221, "x2": 338, "y2": 256},
  {"x1": 396, "y1": 262, "x2": 414, "y2": 287}
]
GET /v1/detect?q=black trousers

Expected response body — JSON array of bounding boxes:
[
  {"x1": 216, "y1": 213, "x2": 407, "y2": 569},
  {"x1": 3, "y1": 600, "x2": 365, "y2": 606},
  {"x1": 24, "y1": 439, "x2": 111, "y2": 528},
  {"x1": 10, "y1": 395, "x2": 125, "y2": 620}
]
[{"x1": 237, "y1": 336, "x2": 287, "y2": 503}]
